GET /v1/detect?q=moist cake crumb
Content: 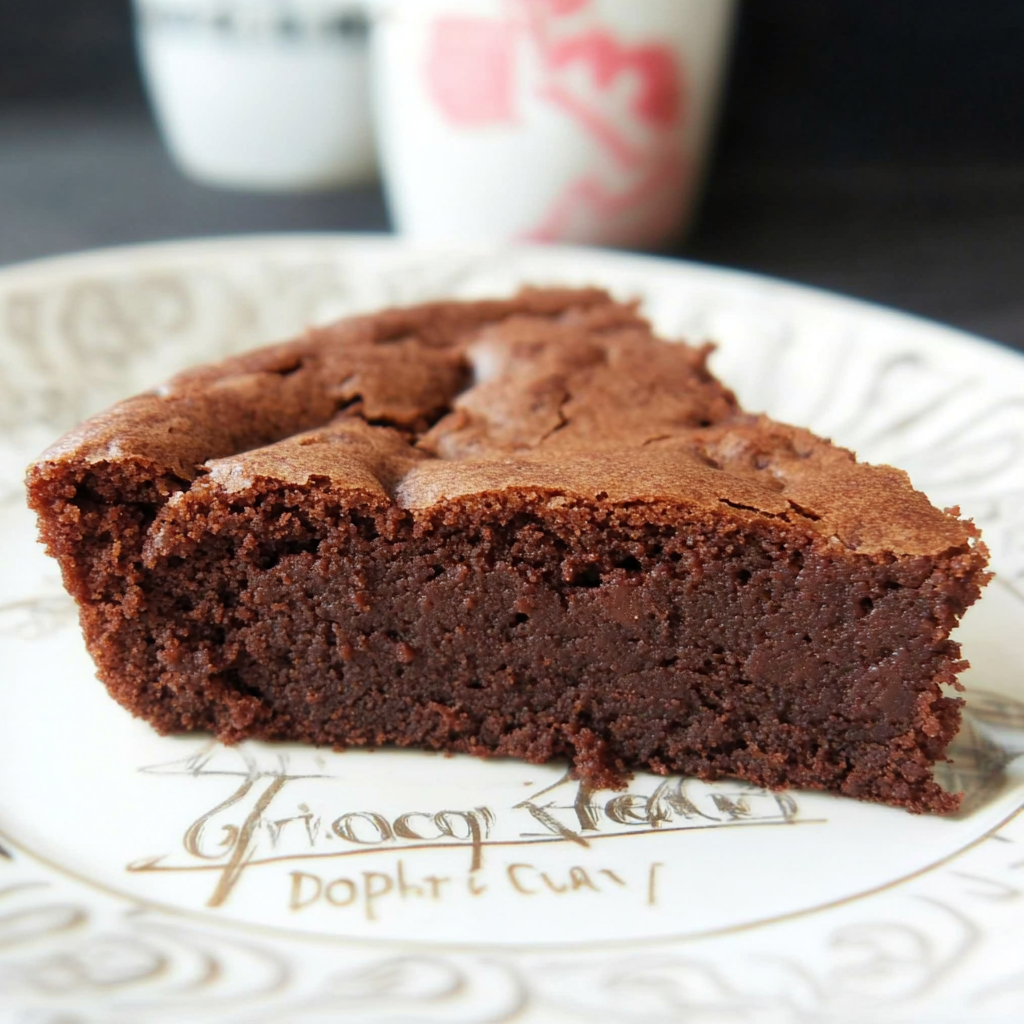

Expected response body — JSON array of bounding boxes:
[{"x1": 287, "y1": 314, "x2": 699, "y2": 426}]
[{"x1": 26, "y1": 288, "x2": 990, "y2": 812}]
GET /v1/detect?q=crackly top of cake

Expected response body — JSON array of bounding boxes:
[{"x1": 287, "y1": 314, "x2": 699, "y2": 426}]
[{"x1": 30, "y1": 287, "x2": 976, "y2": 557}]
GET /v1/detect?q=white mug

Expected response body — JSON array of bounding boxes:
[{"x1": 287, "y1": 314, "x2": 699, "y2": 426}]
[
  {"x1": 370, "y1": 0, "x2": 737, "y2": 247},
  {"x1": 134, "y1": 0, "x2": 378, "y2": 191}
]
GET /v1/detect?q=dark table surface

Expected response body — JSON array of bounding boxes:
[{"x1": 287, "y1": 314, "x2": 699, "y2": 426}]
[{"x1": 3, "y1": 104, "x2": 1023, "y2": 355}]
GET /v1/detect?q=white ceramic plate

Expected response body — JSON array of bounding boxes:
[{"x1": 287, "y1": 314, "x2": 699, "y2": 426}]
[{"x1": 2, "y1": 237, "x2": 1023, "y2": 1024}]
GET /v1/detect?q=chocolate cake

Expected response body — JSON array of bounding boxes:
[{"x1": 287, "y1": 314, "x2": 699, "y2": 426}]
[{"x1": 26, "y1": 288, "x2": 989, "y2": 813}]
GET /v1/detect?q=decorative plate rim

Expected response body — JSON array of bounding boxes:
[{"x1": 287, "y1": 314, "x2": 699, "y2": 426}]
[{"x1": 2, "y1": 231, "x2": 1021, "y2": 370}]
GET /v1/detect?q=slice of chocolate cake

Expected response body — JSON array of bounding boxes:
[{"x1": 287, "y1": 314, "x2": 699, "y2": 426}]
[{"x1": 26, "y1": 288, "x2": 989, "y2": 812}]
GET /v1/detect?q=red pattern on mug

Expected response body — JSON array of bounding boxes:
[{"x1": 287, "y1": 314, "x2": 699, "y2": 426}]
[
  {"x1": 533, "y1": 0, "x2": 591, "y2": 14},
  {"x1": 426, "y1": 17, "x2": 518, "y2": 126},
  {"x1": 544, "y1": 30, "x2": 682, "y2": 129},
  {"x1": 523, "y1": 151, "x2": 689, "y2": 246}
]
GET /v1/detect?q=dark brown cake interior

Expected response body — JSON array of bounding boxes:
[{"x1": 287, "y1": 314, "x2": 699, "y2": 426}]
[{"x1": 27, "y1": 289, "x2": 989, "y2": 812}]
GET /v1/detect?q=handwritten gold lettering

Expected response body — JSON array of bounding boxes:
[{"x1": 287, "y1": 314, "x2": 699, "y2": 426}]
[
  {"x1": 332, "y1": 811, "x2": 393, "y2": 844},
  {"x1": 568, "y1": 867, "x2": 598, "y2": 891},
  {"x1": 507, "y1": 863, "x2": 537, "y2": 895},
  {"x1": 514, "y1": 773, "x2": 591, "y2": 846},
  {"x1": 573, "y1": 780, "x2": 601, "y2": 832},
  {"x1": 647, "y1": 778, "x2": 714, "y2": 823},
  {"x1": 393, "y1": 812, "x2": 441, "y2": 841},
  {"x1": 648, "y1": 861, "x2": 663, "y2": 906},
  {"x1": 424, "y1": 874, "x2": 451, "y2": 899},
  {"x1": 711, "y1": 794, "x2": 750, "y2": 819},
  {"x1": 362, "y1": 871, "x2": 393, "y2": 920},
  {"x1": 541, "y1": 871, "x2": 567, "y2": 894},
  {"x1": 289, "y1": 870, "x2": 322, "y2": 910},
  {"x1": 604, "y1": 794, "x2": 651, "y2": 825},
  {"x1": 269, "y1": 806, "x2": 319, "y2": 848},
  {"x1": 289, "y1": 863, "x2": 458, "y2": 917},
  {"x1": 131, "y1": 748, "x2": 808, "y2": 912},
  {"x1": 774, "y1": 793, "x2": 798, "y2": 821},
  {"x1": 326, "y1": 877, "x2": 357, "y2": 907},
  {"x1": 396, "y1": 859, "x2": 424, "y2": 898},
  {"x1": 183, "y1": 776, "x2": 253, "y2": 861},
  {"x1": 434, "y1": 809, "x2": 491, "y2": 872},
  {"x1": 207, "y1": 775, "x2": 288, "y2": 908}
]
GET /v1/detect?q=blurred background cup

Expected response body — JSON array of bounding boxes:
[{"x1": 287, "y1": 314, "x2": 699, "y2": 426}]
[
  {"x1": 134, "y1": 0, "x2": 377, "y2": 191},
  {"x1": 370, "y1": 0, "x2": 737, "y2": 248}
]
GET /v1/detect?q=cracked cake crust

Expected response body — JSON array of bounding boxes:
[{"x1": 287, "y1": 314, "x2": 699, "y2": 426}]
[{"x1": 27, "y1": 288, "x2": 990, "y2": 812}]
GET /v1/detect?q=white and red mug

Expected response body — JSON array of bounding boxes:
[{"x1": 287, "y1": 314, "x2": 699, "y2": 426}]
[{"x1": 370, "y1": 0, "x2": 738, "y2": 248}]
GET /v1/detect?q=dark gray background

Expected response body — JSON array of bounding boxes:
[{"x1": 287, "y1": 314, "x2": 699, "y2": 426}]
[{"x1": 2, "y1": 0, "x2": 1023, "y2": 351}]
